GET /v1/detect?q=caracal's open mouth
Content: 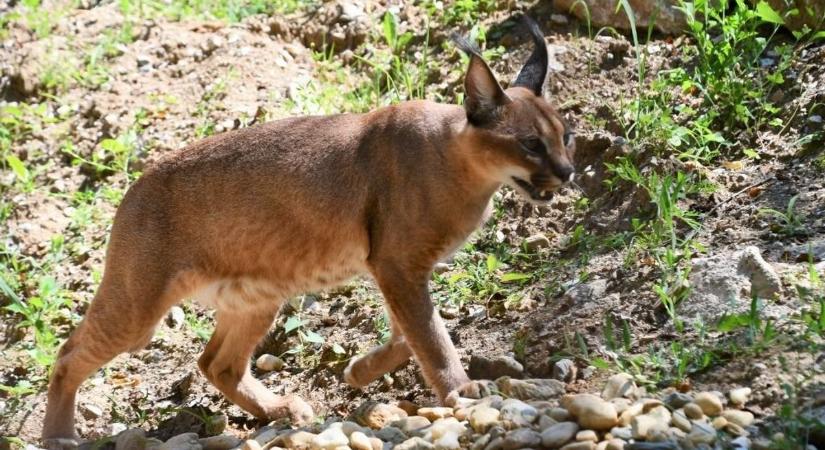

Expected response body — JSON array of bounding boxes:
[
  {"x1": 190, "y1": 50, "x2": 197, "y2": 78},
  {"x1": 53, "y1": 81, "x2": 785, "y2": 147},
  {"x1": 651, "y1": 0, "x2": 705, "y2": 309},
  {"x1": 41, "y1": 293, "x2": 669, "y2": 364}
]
[{"x1": 511, "y1": 177, "x2": 556, "y2": 202}]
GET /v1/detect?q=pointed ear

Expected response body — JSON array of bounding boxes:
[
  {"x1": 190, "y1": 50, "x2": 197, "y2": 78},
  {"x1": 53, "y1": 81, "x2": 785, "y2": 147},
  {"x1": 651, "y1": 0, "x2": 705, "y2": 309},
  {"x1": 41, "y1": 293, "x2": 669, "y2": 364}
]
[
  {"x1": 511, "y1": 16, "x2": 549, "y2": 96},
  {"x1": 453, "y1": 34, "x2": 509, "y2": 126}
]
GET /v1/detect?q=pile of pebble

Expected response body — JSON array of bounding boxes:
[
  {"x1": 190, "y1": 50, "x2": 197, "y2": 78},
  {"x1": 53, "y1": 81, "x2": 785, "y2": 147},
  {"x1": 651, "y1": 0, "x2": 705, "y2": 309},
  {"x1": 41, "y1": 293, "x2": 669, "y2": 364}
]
[{"x1": 112, "y1": 374, "x2": 765, "y2": 450}]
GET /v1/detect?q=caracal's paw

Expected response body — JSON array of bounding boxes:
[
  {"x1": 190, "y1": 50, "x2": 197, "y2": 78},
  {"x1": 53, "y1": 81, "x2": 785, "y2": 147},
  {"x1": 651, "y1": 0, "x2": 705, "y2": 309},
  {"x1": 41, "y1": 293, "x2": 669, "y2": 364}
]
[
  {"x1": 444, "y1": 379, "x2": 497, "y2": 407},
  {"x1": 42, "y1": 438, "x2": 80, "y2": 450},
  {"x1": 343, "y1": 357, "x2": 367, "y2": 388},
  {"x1": 281, "y1": 394, "x2": 315, "y2": 426}
]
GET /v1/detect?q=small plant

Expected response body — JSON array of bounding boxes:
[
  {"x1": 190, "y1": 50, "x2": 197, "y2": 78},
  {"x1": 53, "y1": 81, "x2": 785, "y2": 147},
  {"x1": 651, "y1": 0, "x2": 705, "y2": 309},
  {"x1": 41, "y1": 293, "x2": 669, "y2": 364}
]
[{"x1": 758, "y1": 195, "x2": 807, "y2": 237}]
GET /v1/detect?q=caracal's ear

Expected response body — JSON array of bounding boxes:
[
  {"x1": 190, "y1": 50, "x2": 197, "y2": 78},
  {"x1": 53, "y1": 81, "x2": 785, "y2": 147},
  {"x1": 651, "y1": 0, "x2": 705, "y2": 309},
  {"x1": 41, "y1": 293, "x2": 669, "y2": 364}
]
[
  {"x1": 453, "y1": 34, "x2": 510, "y2": 126},
  {"x1": 511, "y1": 15, "x2": 549, "y2": 96}
]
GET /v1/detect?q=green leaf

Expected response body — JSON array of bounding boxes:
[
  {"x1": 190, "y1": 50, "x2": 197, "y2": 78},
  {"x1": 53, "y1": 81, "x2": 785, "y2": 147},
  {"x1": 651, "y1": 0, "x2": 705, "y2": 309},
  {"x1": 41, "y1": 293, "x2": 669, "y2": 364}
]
[
  {"x1": 716, "y1": 313, "x2": 750, "y2": 332},
  {"x1": 382, "y1": 12, "x2": 398, "y2": 49},
  {"x1": 755, "y1": 1, "x2": 784, "y2": 25},
  {"x1": 486, "y1": 254, "x2": 500, "y2": 273},
  {"x1": 500, "y1": 272, "x2": 530, "y2": 283},
  {"x1": 303, "y1": 329, "x2": 325, "y2": 344},
  {"x1": 590, "y1": 358, "x2": 610, "y2": 369},
  {"x1": 284, "y1": 315, "x2": 304, "y2": 334},
  {"x1": 5, "y1": 154, "x2": 30, "y2": 182},
  {"x1": 332, "y1": 343, "x2": 346, "y2": 354}
]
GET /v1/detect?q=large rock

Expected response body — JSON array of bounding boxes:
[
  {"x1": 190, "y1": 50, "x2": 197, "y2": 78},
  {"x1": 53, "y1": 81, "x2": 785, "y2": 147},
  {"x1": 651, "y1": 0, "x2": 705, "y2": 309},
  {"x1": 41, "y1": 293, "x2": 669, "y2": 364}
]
[
  {"x1": 552, "y1": 0, "x2": 687, "y2": 34},
  {"x1": 352, "y1": 401, "x2": 408, "y2": 429},
  {"x1": 561, "y1": 394, "x2": 618, "y2": 430},
  {"x1": 497, "y1": 377, "x2": 566, "y2": 400},
  {"x1": 468, "y1": 355, "x2": 524, "y2": 379}
]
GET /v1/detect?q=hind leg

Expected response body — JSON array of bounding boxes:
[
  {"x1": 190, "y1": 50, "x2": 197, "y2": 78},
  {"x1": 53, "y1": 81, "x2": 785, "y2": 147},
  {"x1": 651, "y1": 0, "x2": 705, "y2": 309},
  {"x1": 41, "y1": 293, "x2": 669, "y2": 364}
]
[
  {"x1": 198, "y1": 309, "x2": 314, "y2": 424},
  {"x1": 42, "y1": 275, "x2": 174, "y2": 442},
  {"x1": 344, "y1": 317, "x2": 412, "y2": 388}
]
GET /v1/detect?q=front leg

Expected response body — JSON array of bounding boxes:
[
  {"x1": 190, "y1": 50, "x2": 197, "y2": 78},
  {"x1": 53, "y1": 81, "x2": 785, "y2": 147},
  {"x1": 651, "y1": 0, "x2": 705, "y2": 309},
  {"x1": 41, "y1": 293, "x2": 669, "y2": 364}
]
[{"x1": 370, "y1": 262, "x2": 471, "y2": 403}]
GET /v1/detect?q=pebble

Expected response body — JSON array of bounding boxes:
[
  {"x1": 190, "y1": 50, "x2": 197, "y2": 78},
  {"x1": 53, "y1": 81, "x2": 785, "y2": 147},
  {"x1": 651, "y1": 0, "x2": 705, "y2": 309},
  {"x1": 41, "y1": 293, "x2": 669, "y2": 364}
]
[
  {"x1": 552, "y1": 359, "x2": 577, "y2": 383},
  {"x1": 602, "y1": 374, "x2": 636, "y2": 400},
  {"x1": 722, "y1": 409, "x2": 754, "y2": 427},
  {"x1": 375, "y1": 427, "x2": 407, "y2": 445},
  {"x1": 398, "y1": 400, "x2": 421, "y2": 416},
  {"x1": 392, "y1": 416, "x2": 431, "y2": 435},
  {"x1": 631, "y1": 414, "x2": 667, "y2": 440},
  {"x1": 711, "y1": 416, "x2": 728, "y2": 430},
  {"x1": 354, "y1": 402, "x2": 408, "y2": 429},
  {"x1": 575, "y1": 430, "x2": 598, "y2": 442},
  {"x1": 605, "y1": 439, "x2": 625, "y2": 450},
  {"x1": 662, "y1": 392, "x2": 693, "y2": 409},
  {"x1": 199, "y1": 435, "x2": 242, "y2": 450},
  {"x1": 729, "y1": 387, "x2": 752, "y2": 406},
  {"x1": 671, "y1": 410, "x2": 691, "y2": 432},
  {"x1": 502, "y1": 428, "x2": 541, "y2": 450},
  {"x1": 279, "y1": 431, "x2": 316, "y2": 449},
  {"x1": 497, "y1": 377, "x2": 566, "y2": 400},
  {"x1": 111, "y1": 423, "x2": 128, "y2": 436},
  {"x1": 255, "y1": 354, "x2": 284, "y2": 372},
  {"x1": 560, "y1": 442, "x2": 596, "y2": 450},
  {"x1": 349, "y1": 431, "x2": 371, "y2": 450},
  {"x1": 418, "y1": 407, "x2": 453, "y2": 421},
  {"x1": 161, "y1": 433, "x2": 200, "y2": 450},
  {"x1": 499, "y1": 399, "x2": 538, "y2": 428},
  {"x1": 115, "y1": 428, "x2": 146, "y2": 450},
  {"x1": 395, "y1": 437, "x2": 434, "y2": 450},
  {"x1": 541, "y1": 422, "x2": 579, "y2": 448},
  {"x1": 549, "y1": 407, "x2": 572, "y2": 422},
  {"x1": 609, "y1": 426, "x2": 632, "y2": 440},
  {"x1": 166, "y1": 306, "x2": 186, "y2": 329},
  {"x1": 683, "y1": 402, "x2": 705, "y2": 420},
  {"x1": 469, "y1": 405, "x2": 501, "y2": 433},
  {"x1": 523, "y1": 234, "x2": 551, "y2": 251},
  {"x1": 562, "y1": 394, "x2": 618, "y2": 430},
  {"x1": 687, "y1": 422, "x2": 717, "y2": 445},
  {"x1": 725, "y1": 422, "x2": 748, "y2": 437},
  {"x1": 313, "y1": 427, "x2": 349, "y2": 449},
  {"x1": 240, "y1": 440, "x2": 261, "y2": 450},
  {"x1": 79, "y1": 402, "x2": 104, "y2": 420},
  {"x1": 539, "y1": 415, "x2": 558, "y2": 430},
  {"x1": 468, "y1": 355, "x2": 524, "y2": 379}
]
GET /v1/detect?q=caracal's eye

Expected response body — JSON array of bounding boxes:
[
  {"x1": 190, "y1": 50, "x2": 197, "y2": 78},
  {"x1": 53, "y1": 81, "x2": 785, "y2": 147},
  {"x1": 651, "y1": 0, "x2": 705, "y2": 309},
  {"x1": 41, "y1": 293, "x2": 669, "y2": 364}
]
[
  {"x1": 519, "y1": 138, "x2": 544, "y2": 155},
  {"x1": 563, "y1": 132, "x2": 574, "y2": 148}
]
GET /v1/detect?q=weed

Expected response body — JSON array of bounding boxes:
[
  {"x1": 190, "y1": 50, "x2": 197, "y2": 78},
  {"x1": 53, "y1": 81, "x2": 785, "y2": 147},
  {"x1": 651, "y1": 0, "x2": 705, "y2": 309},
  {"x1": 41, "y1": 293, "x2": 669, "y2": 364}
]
[{"x1": 758, "y1": 195, "x2": 808, "y2": 237}]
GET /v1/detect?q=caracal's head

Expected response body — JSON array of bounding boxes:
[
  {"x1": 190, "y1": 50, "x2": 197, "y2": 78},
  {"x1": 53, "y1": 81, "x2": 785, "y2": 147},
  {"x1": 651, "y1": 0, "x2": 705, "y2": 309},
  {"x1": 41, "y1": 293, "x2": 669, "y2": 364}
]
[{"x1": 455, "y1": 17, "x2": 575, "y2": 205}]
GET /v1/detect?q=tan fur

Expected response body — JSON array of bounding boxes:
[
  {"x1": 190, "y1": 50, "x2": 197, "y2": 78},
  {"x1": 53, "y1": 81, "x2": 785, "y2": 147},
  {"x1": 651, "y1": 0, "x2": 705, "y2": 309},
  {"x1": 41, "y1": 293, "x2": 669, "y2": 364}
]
[{"x1": 43, "y1": 33, "x2": 575, "y2": 443}]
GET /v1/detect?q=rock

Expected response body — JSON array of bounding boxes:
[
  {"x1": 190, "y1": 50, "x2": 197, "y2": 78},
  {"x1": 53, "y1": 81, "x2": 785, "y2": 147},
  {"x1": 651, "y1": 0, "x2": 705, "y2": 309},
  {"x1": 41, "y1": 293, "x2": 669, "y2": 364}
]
[
  {"x1": 397, "y1": 400, "x2": 420, "y2": 416},
  {"x1": 278, "y1": 431, "x2": 316, "y2": 449},
  {"x1": 739, "y1": 246, "x2": 782, "y2": 298},
  {"x1": 539, "y1": 415, "x2": 558, "y2": 430},
  {"x1": 418, "y1": 407, "x2": 453, "y2": 421},
  {"x1": 610, "y1": 398, "x2": 632, "y2": 415},
  {"x1": 161, "y1": 433, "x2": 201, "y2": 450},
  {"x1": 694, "y1": 392, "x2": 723, "y2": 417},
  {"x1": 549, "y1": 408, "x2": 572, "y2": 422},
  {"x1": 312, "y1": 427, "x2": 349, "y2": 449},
  {"x1": 575, "y1": 430, "x2": 598, "y2": 442},
  {"x1": 711, "y1": 416, "x2": 728, "y2": 429},
  {"x1": 79, "y1": 402, "x2": 104, "y2": 420},
  {"x1": 255, "y1": 354, "x2": 284, "y2": 372},
  {"x1": 541, "y1": 422, "x2": 579, "y2": 448},
  {"x1": 349, "y1": 431, "x2": 372, "y2": 450},
  {"x1": 562, "y1": 394, "x2": 618, "y2": 430},
  {"x1": 496, "y1": 377, "x2": 566, "y2": 400},
  {"x1": 725, "y1": 422, "x2": 748, "y2": 437},
  {"x1": 687, "y1": 422, "x2": 717, "y2": 445},
  {"x1": 433, "y1": 263, "x2": 451, "y2": 274},
  {"x1": 240, "y1": 441, "x2": 261, "y2": 450},
  {"x1": 468, "y1": 355, "x2": 524, "y2": 379},
  {"x1": 563, "y1": 279, "x2": 607, "y2": 305},
  {"x1": 671, "y1": 411, "x2": 691, "y2": 432},
  {"x1": 374, "y1": 427, "x2": 407, "y2": 445},
  {"x1": 662, "y1": 392, "x2": 693, "y2": 409},
  {"x1": 729, "y1": 388, "x2": 752, "y2": 406},
  {"x1": 427, "y1": 418, "x2": 466, "y2": 449},
  {"x1": 503, "y1": 428, "x2": 541, "y2": 450},
  {"x1": 166, "y1": 306, "x2": 185, "y2": 329},
  {"x1": 469, "y1": 405, "x2": 501, "y2": 433},
  {"x1": 552, "y1": 0, "x2": 686, "y2": 34},
  {"x1": 550, "y1": 14, "x2": 570, "y2": 25},
  {"x1": 683, "y1": 403, "x2": 704, "y2": 420},
  {"x1": 395, "y1": 437, "x2": 433, "y2": 450},
  {"x1": 560, "y1": 442, "x2": 596, "y2": 450},
  {"x1": 722, "y1": 410, "x2": 754, "y2": 427},
  {"x1": 111, "y1": 423, "x2": 129, "y2": 436},
  {"x1": 524, "y1": 234, "x2": 551, "y2": 251},
  {"x1": 731, "y1": 436, "x2": 751, "y2": 449},
  {"x1": 368, "y1": 437, "x2": 383, "y2": 450},
  {"x1": 602, "y1": 374, "x2": 636, "y2": 400},
  {"x1": 631, "y1": 414, "x2": 668, "y2": 440},
  {"x1": 552, "y1": 359, "x2": 577, "y2": 383},
  {"x1": 116, "y1": 428, "x2": 147, "y2": 450},
  {"x1": 605, "y1": 439, "x2": 625, "y2": 450},
  {"x1": 500, "y1": 399, "x2": 538, "y2": 428},
  {"x1": 609, "y1": 426, "x2": 632, "y2": 440},
  {"x1": 623, "y1": 443, "x2": 680, "y2": 449},
  {"x1": 353, "y1": 401, "x2": 408, "y2": 429},
  {"x1": 199, "y1": 435, "x2": 242, "y2": 450},
  {"x1": 392, "y1": 416, "x2": 431, "y2": 435}
]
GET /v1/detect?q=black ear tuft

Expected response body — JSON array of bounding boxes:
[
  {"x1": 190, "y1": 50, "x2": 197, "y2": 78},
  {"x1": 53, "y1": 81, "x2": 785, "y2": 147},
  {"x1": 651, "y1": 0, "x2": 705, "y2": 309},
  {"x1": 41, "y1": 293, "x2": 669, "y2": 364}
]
[
  {"x1": 453, "y1": 34, "x2": 510, "y2": 126},
  {"x1": 511, "y1": 15, "x2": 549, "y2": 96}
]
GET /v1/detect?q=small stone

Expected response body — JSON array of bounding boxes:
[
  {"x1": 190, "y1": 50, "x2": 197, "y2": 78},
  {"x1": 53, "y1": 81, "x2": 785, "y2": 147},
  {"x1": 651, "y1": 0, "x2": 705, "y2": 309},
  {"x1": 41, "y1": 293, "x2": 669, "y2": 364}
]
[
  {"x1": 602, "y1": 374, "x2": 636, "y2": 400},
  {"x1": 368, "y1": 437, "x2": 382, "y2": 450},
  {"x1": 166, "y1": 306, "x2": 185, "y2": 329},
  {"x1": 552, "y1": 359, "x2": 577, "y2": 383},
  {"x1": 278, "y1": 431, "x2": 316, "y2": 449},
  {"x1": 199, "y1": 435, "x2": 242, "y2": 450},
  {"x1": 255, "y1": 354, "x2": 284, "y2": 372},
  {"x1": 392, "y1": 416, "x2": 431, "y2": 435},
  {"x1": 349, "y1": 431, "x2": 371, "y2": 450},
  {"x1": 418, "y1": 407, "x2": 453, "y2": 421},
  {"x1": 240, "y1": 440, "x2": 261, "y2": 450},
  {"x1": 610, "y1": 398, "x2": 632, "y2": 415},
  {"x1": 605, "y1": 439, "x2": 625, "y2": 450},
  {"x1": 575, "y1": 430, "x2": 597, "y2": 442},
  {"x1": 683, "y1": 403, "x2": 704, "y2": 420},
  {"x1": 609, "y1": 426, "x2": 632, "y2": 440},
  {"x1": 662, "y1": 392, "x2": 693, "y2": 409},
  {"x1": 428, "y1": 418, "x2": 466, "y2": 449},
  {"x1": 729, "y1": 388, "x2": 752, "y2": 406},
  {"x1": 721, "y1": 409, "x2": 754, "y2": 427},
  {"x1": 468, "y1": 355, "x2": 523, "y2": 379},
  {"x1": 79, "y1": 402, "x2": 104, "y2": 420},
  {"x1": 398, "y1": 400, "x2": 420, "y2": 416},
  {"x1": 116, "y1": 428, "x2": 146, "y2": 450},
  {"x1": 551, "y1": 14, "x2": 569, "y2": 25},
  {"x1": 500, "y1": 399, "x2": 538, "y2": 428},
  {"x1": 694, "y1": 393, "x2": 723, "y2": 416},
  {"x1": 562, "y1": 394, "x2": 618, "y2": 430},
  {"x1": 539, "y1": 415, "x2": 558, "y2": 430},
  {"x1": 524, "y1": 234, "x2": 551, "y2": 251},
  {"x1": 809, "y1": 115, "x2": 823, "y2": 124},
  {"x1": 496, "y1": 377, "x2": 566, "y2": 400},
  {"x1": 671, "y1": 410, "x2": 691, "y2": 432},
  {"x1": 161, "y1": 433, "x2": 200, "y2": 450},
  {"x1": 111, "y1": 423, "x2": 128, "y2": 436},
  {"x1": 712, "y1": 416, "x2": 728, "y2": 429},
  {"x1": 541, "y1": 422, "x2": 579, "y2": 448},
  {"x1": 725, "y1": 422, "x2": 748, "y2": 437},
  {"x1": 395, "y1": 437, "x2": 433, "y2": 450},
  {"x1": 631, "y1": 414, "x2": 668, "y2": 440},
  {"x1": 560, "y1": 442, "x2": 595, "y2": 450},
  {"x1": 353, "y1": 401, "x2": 408, "y2": 429},
  {"x1": 433, "y1": 263, "x2": 451, "y2": 274},
  {"x1": 470, "y1": 405, "x2": 501, "y2": 433},
  {"x1": 313, "y1": 427, "x2": 349, "y2": 449},
  {"x1": 549, "y1": 408, "x2": 571, "y2": 422},
  {"x1": 503, "y1": 428, "x2": 541, "y2": 450},
  {"x1": 375, "y1": 427, "x2": 407, "y2": 445},
  {"x1": 687, "y1": 422, "x2": 717, "y2": 444}
]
